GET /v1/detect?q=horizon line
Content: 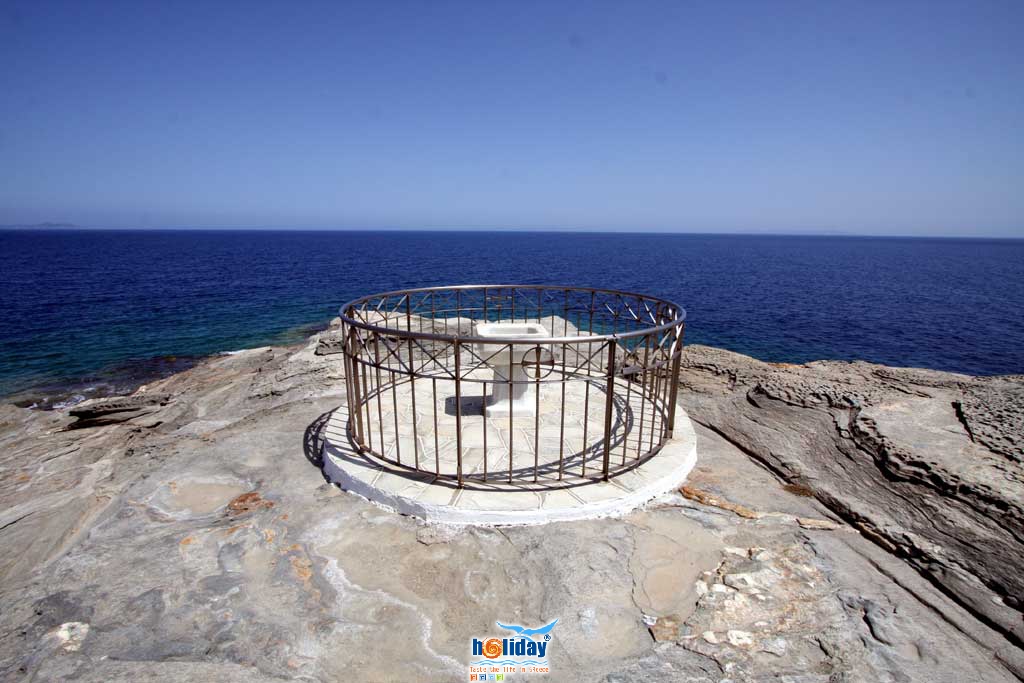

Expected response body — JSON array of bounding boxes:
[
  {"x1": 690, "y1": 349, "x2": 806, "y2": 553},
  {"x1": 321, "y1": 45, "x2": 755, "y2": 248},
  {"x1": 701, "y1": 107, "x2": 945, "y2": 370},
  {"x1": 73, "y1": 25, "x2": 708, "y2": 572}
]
[{"x1": 1, "y1": 224, "x2": 1022, "y2": 240}]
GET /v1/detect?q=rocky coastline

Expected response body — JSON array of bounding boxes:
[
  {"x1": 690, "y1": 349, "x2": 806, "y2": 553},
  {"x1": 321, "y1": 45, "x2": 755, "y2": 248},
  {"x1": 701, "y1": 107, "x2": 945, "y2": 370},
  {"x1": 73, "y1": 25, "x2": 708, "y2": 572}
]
[{"x1": 0, "y1": 322, "x2": 1020, "y2": 682}]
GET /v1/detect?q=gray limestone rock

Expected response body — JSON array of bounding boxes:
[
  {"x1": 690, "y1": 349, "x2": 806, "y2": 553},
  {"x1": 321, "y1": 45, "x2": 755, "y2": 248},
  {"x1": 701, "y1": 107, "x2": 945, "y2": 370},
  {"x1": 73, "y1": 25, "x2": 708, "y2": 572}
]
[
  {"x1": 679, "y1": 344, "x2": 1024, "y2": 659},
  {"x1": 68, "y1": 393, "x2": 171, "y2": 428},
  {"x1": 314, "y1": 330, "x2": 345, "y2": 356},
  {"x1": 0, "y1": 329, "x2": 1019, "y2": 681}
]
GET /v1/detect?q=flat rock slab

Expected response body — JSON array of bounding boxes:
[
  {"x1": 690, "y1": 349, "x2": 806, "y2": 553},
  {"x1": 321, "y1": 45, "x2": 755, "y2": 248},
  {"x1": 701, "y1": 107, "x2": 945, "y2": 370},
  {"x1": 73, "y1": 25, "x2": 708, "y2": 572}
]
[{"x1": 68, "y1": 393, "x2": 171, "y2": 428}]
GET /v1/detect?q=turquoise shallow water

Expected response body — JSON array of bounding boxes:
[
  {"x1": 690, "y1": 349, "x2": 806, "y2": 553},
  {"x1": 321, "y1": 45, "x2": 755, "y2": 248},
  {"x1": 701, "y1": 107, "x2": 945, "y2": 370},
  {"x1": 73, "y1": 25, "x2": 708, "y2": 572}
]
[{"x1": 1, "y1": 229, "x2": 1022, "y2": 406}]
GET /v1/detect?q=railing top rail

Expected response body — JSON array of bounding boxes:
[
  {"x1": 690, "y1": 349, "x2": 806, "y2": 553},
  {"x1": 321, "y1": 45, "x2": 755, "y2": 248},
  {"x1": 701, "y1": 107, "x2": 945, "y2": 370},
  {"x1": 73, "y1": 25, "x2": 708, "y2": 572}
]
[{"x1": 339, "y1": 284, "x2": 686, "y2": 345}]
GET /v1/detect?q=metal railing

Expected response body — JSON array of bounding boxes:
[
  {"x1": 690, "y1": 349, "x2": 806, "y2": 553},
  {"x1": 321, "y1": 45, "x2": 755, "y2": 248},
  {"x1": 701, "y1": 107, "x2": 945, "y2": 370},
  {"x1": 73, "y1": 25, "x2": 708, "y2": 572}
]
[{"x1": 339, "y1": 285, "x2": 686, "y2": 488}]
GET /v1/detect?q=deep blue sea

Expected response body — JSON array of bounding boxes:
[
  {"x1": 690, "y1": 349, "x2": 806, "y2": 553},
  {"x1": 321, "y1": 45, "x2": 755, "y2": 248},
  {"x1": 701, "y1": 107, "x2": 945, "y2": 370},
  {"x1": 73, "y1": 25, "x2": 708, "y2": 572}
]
[{"x1": 1, "y1": 229, "x2": 1022, "y2": 406}]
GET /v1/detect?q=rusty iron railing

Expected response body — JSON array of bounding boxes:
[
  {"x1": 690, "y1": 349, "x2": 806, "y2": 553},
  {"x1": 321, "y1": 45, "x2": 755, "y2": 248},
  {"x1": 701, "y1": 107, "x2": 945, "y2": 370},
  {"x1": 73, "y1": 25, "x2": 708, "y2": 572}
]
[{"x1": 340, "y1": 285, "x2": 686, "y2": 488}]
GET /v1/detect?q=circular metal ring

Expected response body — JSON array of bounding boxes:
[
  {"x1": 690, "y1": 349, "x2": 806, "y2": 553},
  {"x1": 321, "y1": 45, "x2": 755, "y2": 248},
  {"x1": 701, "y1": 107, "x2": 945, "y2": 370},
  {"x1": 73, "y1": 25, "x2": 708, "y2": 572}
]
[
  {"x1": 520, "y1": 345, "x2": 556, "y2": 380},
  {"x1": 339, "y1": 284, "x2": 686, "y2": 344}
]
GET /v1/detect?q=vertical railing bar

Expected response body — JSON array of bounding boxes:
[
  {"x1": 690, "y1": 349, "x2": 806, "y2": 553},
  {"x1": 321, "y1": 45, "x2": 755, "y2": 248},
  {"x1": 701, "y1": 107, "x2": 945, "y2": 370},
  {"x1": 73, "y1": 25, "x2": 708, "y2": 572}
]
[
  {"x1": 657, "y1": 334, "x2": 667, "y2": 447},
  {"x1": 582, "y1": 290, "x2": 595, "y2": 477},
  {"x1": 666, "y1": 325, "x2": 684, "y2": 438},
  {"x1": 660, "y1": 329, "x2": 672, "y2": 441},
  {"x1": 432, "y1": 376, "x2": 440, "y2": 476},
  {"x1": 507, "y1": 342, "x2": 514, "y2": 484},
  {"x1": 649, "y1": 335, "x2": 663, "y2": 453},
  {"x1": 482, "y1": 378, "x2": 488, "y2": 482},
  {"x1": 600, "y1": 339, "x2": 616, "y2": 481},
  {"x1": 622, "y1": 352, "x2": 632, "y2": 466},
  {"x1": 557, "y1": 340, "x2": 567, "y2": 480},
  {"x1": 647, "y1": 342, "x2": 657, "y2": 453},
  {"x1": 607, "y1": 306, "x2": 620, "y2": 467},
  {"x1": 533, "y1": 345, "x2": 541, "y2": 483},
  {"x1": 405, "y1": 297, "x2": 420, "y2": 470},
  {"x1": 349, "y1": 328, "x2": 365, "y2": 448},
  {"x1": 373, "y1": 333, "x2": 385, "y2": 458},
  {"x1": 661, "y1": 331, "x2": 673, "y2": 442},
  {"x1": 663, "y1": 332, "x2": 674, "y2": 441},
  {"x1": 454, "y1": 340, "x2": 463, "y2": 487},
  {"x1": 341, "y1": 324, "x2": 353, "y2": 428},
  {"x1": 655, "y1": 339, "x2": 666, "y2": 446},
  {"x1": 636, "y1": 333, "x2": 651, "y2": 458},
  {"x1": 442, "y1": 291, "x2": 448, "y2": 370},
  {"x1": 581, "y1": 377, "x2": 591, "y2": 477},
  {"x1": 342, "y1": 326, "x2": 356, "y2": 440},
  {"x1": 392, "y1": 365, "x2": 401, "y2": 464},
  {"x1": 362, "y1": 360, "x2": 373, "y2": 453}
]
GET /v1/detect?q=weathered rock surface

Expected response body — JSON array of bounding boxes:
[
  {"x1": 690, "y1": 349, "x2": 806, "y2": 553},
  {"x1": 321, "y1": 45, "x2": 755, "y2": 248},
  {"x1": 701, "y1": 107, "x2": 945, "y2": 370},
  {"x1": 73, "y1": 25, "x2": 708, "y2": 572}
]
[
  {"x1": 0, "y1": 331, "x2": 1019, "y2": 681},
  {"x1": 679, "y1": 344, "x2": 1024, "y2": 668},
  {"x1": 313, "y1": 317, "x2": 345, "y2": 356},
  {"x1": 68, "y1": 394, "x2": 172, "y2": 428}
]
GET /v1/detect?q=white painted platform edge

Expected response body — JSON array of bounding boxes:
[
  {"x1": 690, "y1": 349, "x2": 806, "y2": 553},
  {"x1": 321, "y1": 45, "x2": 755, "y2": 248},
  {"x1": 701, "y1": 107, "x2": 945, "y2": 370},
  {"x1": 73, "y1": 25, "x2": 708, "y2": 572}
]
[{"x1": 321, "y1": 408, "x2": 698, "y2": 527}]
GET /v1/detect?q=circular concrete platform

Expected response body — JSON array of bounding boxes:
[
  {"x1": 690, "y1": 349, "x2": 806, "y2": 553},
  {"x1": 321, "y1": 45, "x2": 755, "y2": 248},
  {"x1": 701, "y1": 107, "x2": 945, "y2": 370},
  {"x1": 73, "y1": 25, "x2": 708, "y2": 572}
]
[{"x1": 320, "y1": 400, "x2": 697, "y2": 526}]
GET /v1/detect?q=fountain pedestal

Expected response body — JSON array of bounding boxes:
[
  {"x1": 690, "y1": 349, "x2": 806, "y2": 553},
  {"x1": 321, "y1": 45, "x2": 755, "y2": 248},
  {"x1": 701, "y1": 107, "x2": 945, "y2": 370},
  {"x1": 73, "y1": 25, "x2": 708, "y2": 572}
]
[{"x1": 473, "y1": 322, "x2": 551, "y2": 417}]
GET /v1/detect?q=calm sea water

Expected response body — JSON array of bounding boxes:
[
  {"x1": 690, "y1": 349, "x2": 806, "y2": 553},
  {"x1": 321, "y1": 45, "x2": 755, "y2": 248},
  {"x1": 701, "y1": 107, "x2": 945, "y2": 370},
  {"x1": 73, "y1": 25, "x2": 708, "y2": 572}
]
[{"x1": 1, "y1": 229, "x2": 1022, "y2": 405}]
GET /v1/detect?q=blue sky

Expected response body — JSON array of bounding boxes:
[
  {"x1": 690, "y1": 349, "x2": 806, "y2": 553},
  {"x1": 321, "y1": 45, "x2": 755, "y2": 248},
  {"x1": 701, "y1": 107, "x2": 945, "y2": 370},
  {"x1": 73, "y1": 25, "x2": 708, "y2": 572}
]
[{"x1": 1, "y1": 0, "x2": 1022, "y2": 235}]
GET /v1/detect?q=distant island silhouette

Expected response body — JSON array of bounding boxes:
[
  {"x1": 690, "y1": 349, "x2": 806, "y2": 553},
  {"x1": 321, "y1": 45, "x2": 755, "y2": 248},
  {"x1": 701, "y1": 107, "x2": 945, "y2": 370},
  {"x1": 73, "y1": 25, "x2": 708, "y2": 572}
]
[{"x1": 0, "y1": 222, "x2": 79, "y2": 229}]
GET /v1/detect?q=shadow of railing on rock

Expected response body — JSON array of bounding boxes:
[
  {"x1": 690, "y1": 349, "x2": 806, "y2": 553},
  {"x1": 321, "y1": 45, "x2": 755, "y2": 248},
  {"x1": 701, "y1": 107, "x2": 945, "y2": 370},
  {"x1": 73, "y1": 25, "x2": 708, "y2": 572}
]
[{"x1": 302, "y1": 410, "x2": 332, "y2": 469}]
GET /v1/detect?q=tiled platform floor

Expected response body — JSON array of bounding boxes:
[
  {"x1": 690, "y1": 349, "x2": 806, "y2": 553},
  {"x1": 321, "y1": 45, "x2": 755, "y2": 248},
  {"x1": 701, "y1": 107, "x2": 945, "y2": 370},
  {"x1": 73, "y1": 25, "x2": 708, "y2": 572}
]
[
  {"x1": 346, "y1": 372, "x2": 678, "y2": 484},
  {"x1": 321, "y1": 373, "x2": 697, "y2": 524}
]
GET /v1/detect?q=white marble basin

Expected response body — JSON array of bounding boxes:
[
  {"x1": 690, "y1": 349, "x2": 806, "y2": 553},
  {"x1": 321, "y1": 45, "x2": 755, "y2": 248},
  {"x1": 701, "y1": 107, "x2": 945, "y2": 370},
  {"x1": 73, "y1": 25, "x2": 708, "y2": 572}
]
[{"x1": 473, "y1": 322, "x2": 550, "y2": 417}]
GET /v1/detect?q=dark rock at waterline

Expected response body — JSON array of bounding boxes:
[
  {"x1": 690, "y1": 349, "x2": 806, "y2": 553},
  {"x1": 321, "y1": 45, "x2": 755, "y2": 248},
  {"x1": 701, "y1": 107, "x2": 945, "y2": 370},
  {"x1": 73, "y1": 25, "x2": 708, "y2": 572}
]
[
  {"x1": 68, "y1": 393, "x2": 172, "y2": 428},
  {"x1": 315, "y1": 331, "x2": 345, "y2": 356},
  {"x1": 10, "y1": 355, "x2": 204, "y2": 412},
  {"x1": 314, "y1": 317, "x2": 345, "y2": 356}
]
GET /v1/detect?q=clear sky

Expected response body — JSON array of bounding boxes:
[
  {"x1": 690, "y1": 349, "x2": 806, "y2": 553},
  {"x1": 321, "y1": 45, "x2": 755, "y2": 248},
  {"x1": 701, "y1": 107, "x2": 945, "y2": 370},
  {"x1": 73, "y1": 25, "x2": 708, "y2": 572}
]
[{"x1": 1, "y1": 0, "x2": 1022, "y2": 236}]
